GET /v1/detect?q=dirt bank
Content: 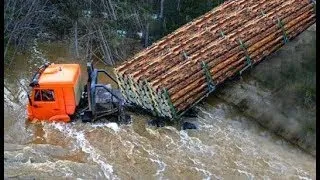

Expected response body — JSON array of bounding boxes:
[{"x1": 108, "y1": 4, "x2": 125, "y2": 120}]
[{"x1": 213, "y1": 24, "x2": 316, "y2": 156}]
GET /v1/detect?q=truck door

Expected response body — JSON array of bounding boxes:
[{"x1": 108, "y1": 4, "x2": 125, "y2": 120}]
[{"x1": 32, "y1": 88, "x2": 62, "y2": 120}]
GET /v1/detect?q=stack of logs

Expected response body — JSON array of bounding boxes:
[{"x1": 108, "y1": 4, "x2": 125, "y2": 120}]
[{"x1": 114, "y1": 0, "x2": 316, "y2": 119}]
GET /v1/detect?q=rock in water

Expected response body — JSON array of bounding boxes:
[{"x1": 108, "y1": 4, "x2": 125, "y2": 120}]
[
  {"x1": 148, "y1": 118, "x2": 165, "y2": 127},
  {"x1": 182, "y1": 122, "x2": 197, "y2": 130}
]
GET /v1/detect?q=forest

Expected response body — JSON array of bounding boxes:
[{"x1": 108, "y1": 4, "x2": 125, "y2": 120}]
[{"x1": 4, "y1": 0, "x2": 224, "y2": 65}]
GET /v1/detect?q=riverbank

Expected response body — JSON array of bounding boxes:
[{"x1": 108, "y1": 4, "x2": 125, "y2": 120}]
[{"x1": 212, "y1": 24, "x2": 316, "y2": 156}]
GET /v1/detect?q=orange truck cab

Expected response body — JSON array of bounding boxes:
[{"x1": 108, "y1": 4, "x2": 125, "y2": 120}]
[{"x1": 27, "y1": 63, "x2": 83, "y2": 122}]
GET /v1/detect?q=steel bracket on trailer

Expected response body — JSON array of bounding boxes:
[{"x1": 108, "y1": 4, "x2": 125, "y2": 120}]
[
  {"x1": 127, "y1": 76, "x2": 141, "y2": 105},
  {"x1": 182, "y1": 50, "x2": 189, "y2": 60},
  {"x1": 162, "y1": 88, "x2": 177, "y2": 119},
  {"x1": 277, "y1": 17, "x2": 288, "y2": 44},
  {"x1": 144, "y1": 80, "x2": 159, "y2": 116},
  {"x1": 114, "y1": 73, "x2": 128, "y2": 100},
  {"x1": 128, "y1": 77, "x2": 137, "y2": 97},
  {"x1": 220, "y1": 30, "x2": 225, "y2": 38},
  {"x1": 201, "y1": 61, "x2": 216, "y2": 94},
  {"x1": 310, "y1": 0, "x2": 316, "y2": 13},
  {"x1": 238, "y1": 39, "x2": 252, "y2": 75}
]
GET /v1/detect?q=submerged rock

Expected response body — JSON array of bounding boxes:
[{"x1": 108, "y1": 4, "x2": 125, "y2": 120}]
[
  {"x1": 148, "y1": 118, "x2": 165, "y2": 127},
  {"x1": 182, "y1": 122, "x2": 197, "y2": 130}
]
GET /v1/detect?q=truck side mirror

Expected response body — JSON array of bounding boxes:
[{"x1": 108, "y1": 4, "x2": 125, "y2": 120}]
[
  {"x1": 27, "y1": 94, "x2": 32, "y2": 106},
  {"x1": 87, "y1": 62, "x2": 94, "y2": 82}
]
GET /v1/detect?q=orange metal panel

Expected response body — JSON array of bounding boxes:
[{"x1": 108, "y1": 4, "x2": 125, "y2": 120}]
[
  {"x1": 63, "y1": 87, "x2": 76, "y2": 115},
  {"x1": 38, "y1": 64, "x2": 80, "y2": 87},
  {"x1": 27, "y1": 63, "x2": 81, "y2": 122}
]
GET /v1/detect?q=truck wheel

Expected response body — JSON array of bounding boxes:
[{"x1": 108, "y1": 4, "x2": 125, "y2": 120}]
[
  {"x1": 80, "y1": 111, "x2": 93, "y2": 123},
  {"x1": 119, "y1": 114, "x2": 131, "y2": 124}
]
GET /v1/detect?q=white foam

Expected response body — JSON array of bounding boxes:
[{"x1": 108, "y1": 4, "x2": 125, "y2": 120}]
[
  {"x1": 91, "y1": 122, "x2": 120, "y2": 132},
  {"x1": 19, "y1": 158, "x2": 79, "y2": 177},
  {"x1": 195, "y1": 105, "x2": 223, "y2": 123},
  {"x1": 268, "y1": 161, "x2": 288, "y2": 174},
  {"x1": 179, "y1": 130, "x2": 215, "y2": 156},
  {"x1": 106, "y1": 123, "x2": 120, "y2": 132},
  {"x1": 17, "y1": 79, "x2": 28, "y2": 105},
  {"x1": 187, "y1": 157, "x2": 213, "y2": 180},
  {"x1": 237, "y1": 169, "x2": 254, "y2": 180},
  {"x1": 4, "y1": 86, "x2": 20, "y2": 110},
  {"x1": 150, "y1": 158, "x2": 166, "y2": 176},
  {"x1": 193, "y1": 166, "x2": 212, "y2": 180},
  {"x1": 127, "y1": 131, "x2": 167, "y2": 178},
  {"x1": 141, "y1": 144, "x2": 167, "y2": 178},
  {"x1": 298, "y1": 176, "x2": 312, "y2": 180},
  {"x1": 74, "y1": 131, "x2": 116, "y2": 179},
  {"x1": 146, "y1": 127, "x2": 160, "y2": 137},
  {"x1": 50, "y1": 123, "x2": 118, "y2": 179}
]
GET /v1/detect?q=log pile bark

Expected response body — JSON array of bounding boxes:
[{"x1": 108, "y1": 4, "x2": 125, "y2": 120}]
[{"x1": 114, "y1": 0, "x2": 316, "y2": 119}]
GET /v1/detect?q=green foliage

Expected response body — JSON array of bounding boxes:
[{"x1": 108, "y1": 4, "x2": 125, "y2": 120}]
[{"x1": 153, "y1": 0, "x2": 225, "y2": 39}]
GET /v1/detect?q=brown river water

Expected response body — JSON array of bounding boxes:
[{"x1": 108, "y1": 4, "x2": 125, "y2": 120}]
[{"x1": 4, "y1": 36, "x2": 316, "y2": 179}]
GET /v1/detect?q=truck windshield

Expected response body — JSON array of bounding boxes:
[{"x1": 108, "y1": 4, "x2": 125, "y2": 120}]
[{"x1": 34, "y1": 89, "x2": 55, "y2": 101}]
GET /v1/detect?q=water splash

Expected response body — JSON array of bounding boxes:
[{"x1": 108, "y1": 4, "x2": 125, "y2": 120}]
[
  {"x1": 4, "y1": 86, "x2": 20, "y2": 110},
  {"x1": 32, "y1": 39, "x2": 48, "y2": 64},
  {"x1": 124, "y1": 128, "x2": 168, "y2": 178},
  {"x1": 49, "y1": 123, "x2": 118, "y2": 180},
  {"x1": 187, "y1": 156, "x2": 214, "y2": 180},
  {"x1": 91, "y1": 122, "x2": 120, "y2": 132},
  {"x1": 298, "y1": 176, "x2": 312, "y2": 180},
  {"x1": 179, "y1": 130, "x2": 215, "y2": 156},
  {"x1": 237, "y1": 169, "x2": 254, "y2": 180}
]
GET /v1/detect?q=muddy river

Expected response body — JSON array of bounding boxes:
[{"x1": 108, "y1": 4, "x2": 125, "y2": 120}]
[{"x1": 4, "y1": 31, "x2": 316, "y2": 179}]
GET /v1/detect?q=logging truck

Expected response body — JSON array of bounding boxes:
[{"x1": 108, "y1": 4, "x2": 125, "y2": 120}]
[{"x1": 26, "y1": 0, "x2": 316, "y2": 123}]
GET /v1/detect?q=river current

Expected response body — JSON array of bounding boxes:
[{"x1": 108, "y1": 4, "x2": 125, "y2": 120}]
[{"x1": 4, "y1": 38, "x2": 316, "y2": 179}]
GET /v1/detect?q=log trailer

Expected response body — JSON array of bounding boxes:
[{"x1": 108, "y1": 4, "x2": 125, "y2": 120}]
[
  {"x1": 26, "y1": 0, "x2": 316, "y2": 123},
  {"x1": 114, "y1": 0, "x2": 316, "y2": 120}
]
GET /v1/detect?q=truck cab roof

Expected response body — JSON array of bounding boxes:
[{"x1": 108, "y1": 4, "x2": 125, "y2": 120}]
[{"x1": 31, "y1": 63, "x2": 80, "y2": 87}]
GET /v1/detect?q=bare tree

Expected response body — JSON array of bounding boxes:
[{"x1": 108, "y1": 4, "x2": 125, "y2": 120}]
[
  {"x1": 54, "y1": 0, "x2": 83, "y2": 58},
  {"x1": 74, "y1": 21, "x2": 80, "y2": 57},
  {"x1": 4, "y1": 0, "x2": 54, "y2": 63},
  {"x1": 159, "y1": 0, "x2": 165, "y2": 19},
  {"x1": 97, "y1": 26, "x2": 115, "y2": 65},
  {"x1": 144, "y1": 23, "x2": 149, "y2": 47},
  {"x1": 5, "y1": 0, "x2": 158, "y2": 65}
]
